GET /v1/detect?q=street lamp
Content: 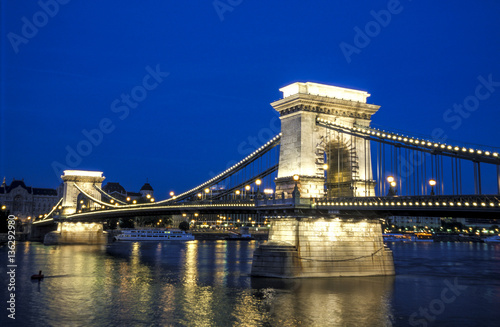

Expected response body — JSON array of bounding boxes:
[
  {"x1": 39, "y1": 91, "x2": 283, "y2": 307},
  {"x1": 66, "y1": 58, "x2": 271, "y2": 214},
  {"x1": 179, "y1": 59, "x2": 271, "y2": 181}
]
[
  {"x1": 169, "y1": 191, "x2": 174, "y2": 197},
  {"x1": 429, "y1": 179, "x2": 436, "y2": 195},
  {"x1": 235, "y1": 189, "x2": 240, "y2": 200},
  {"x1": 205, "y1": 188, "x2": 212, "y2": 203},
  {"x1": 245, "y1": 185, "x2": 251, "y2": 198},
  {"x1": 387, "y1": 176, "x2": 397, "y2": 196},
  {"x1": 255, "y1": 179, "x2": 262, "y2": 198}
]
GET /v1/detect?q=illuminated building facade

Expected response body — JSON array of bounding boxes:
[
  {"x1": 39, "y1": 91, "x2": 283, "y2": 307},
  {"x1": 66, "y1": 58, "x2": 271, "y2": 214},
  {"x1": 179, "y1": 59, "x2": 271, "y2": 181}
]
[
  {"x1": 102, "y1": 181, "x2": 155, "y2": 203},
  {"x1": 0, "y1": 177, "x2": 62, "y2": 222}
]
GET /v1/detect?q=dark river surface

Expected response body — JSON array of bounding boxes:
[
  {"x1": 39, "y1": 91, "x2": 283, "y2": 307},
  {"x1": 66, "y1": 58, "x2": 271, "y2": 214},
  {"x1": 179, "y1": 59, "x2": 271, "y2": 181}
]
[{"x1": 1, "y1": 240, "x2": 499, "y2": 326}]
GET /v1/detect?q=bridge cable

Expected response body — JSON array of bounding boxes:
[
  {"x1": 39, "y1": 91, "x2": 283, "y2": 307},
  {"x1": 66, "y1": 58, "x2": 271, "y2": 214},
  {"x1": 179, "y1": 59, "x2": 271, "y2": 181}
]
[
  {"x1": 33, "y1": 197, "x2": 63, "y2": 223},
  {"x1": 93, "y1": 185, "x2": 128, "y2": 205}
]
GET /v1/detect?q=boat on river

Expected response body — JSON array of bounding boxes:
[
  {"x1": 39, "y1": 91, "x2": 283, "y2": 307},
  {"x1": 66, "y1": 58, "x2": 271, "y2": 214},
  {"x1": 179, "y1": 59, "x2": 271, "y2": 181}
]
[
  {"x1": 225, "y1": 227, "x2": 254, "y2": 240},
  {"x1": 114, "y1": 229, "x2": 195, "y2": 241},
  {"x1": 484, "y1": 235, "x2": 500, "y2": 243},
  {"x1": 383, "y1": 232, "x2": 434, "y2": 242}
]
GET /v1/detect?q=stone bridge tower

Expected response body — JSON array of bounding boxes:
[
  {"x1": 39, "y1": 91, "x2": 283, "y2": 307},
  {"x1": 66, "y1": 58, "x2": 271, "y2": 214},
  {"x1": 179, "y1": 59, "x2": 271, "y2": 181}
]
[
  {"x1": 272, "y1": 82, "x2": 380, "y2": 198},
  {"x1": 61, "y1": 170, "x2": 105, "y2": 215}
]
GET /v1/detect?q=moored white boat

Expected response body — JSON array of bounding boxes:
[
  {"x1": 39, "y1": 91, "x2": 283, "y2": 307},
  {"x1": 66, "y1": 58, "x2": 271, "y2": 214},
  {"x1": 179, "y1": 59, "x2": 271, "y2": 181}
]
[{"x1": 114, "y1": 229, "x2": 195, "y2": 241}]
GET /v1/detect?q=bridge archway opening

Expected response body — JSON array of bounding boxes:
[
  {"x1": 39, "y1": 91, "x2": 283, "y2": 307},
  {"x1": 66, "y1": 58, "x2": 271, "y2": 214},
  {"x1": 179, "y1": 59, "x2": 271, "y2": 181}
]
[{"x1": 325, "y1": 138, "x2": 356, "y2": 197}]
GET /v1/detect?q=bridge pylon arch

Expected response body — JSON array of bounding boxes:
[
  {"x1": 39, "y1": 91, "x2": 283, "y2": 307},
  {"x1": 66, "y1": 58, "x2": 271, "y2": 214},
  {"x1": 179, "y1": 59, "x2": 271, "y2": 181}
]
[{"x1": 271, "y1": 82, "x2": 380, "y2": 198}]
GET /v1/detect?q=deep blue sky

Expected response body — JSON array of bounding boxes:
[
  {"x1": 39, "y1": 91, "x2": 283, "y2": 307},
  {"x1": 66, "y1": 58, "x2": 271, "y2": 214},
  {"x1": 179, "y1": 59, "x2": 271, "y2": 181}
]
[{"x1": 2, "y1": 0, "x2": 500, "y2": 198}]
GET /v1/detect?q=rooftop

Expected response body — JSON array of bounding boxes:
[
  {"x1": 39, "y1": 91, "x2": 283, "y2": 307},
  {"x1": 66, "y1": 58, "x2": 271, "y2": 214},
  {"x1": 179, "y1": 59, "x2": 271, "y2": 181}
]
[{"x1": 279, "y1": 82, "x2": 370, "y2": 103}]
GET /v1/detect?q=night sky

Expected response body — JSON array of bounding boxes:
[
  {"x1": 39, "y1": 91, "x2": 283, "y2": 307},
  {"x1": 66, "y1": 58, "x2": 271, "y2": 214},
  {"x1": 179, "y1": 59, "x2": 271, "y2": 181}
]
[{"x1": 2, "y1": 0, "x2": 500, "y2": 199}]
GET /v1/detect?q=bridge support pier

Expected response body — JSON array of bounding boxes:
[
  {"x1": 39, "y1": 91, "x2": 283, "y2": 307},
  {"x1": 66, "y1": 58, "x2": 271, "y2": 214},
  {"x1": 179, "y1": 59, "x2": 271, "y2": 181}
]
[
  {"x1": 251, "y1": 217, "x2": 394, "y2": 278},
  {"x1": 44, "y1": 222, "x2": 108, "y2": 245}
]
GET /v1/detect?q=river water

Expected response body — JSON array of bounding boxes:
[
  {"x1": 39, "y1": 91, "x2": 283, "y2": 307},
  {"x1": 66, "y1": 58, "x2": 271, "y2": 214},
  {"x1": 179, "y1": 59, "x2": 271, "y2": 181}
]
[{"x1": 1, "y1": 240, "x2": 499, "y2": 326}]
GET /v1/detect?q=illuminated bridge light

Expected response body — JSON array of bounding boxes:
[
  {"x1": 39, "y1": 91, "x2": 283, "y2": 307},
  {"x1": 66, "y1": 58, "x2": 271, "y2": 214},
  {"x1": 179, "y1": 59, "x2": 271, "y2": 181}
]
[
  {"x1": 473, "y1": 202, "x2": 478, "y2": 206},
  {"x1": 434, "y1": 143, "x2": 439, "y2": 147},
  {"x1": 364, "y1": 202, "x2": 368, "y2": 206},
  {"x1": 398, "y1": 137, "x2": 402, "y2": 141},
  {"x1": 428, "y1": 202, "x2": 432, "y2": 206},
  {"x1": 454, "y1": 146, "x2": 460, "y2": 151},
  {"x1": 490, "y1": 203, "x2": 495, "y2": 207},
  {"x1": 442, "y1": 202, "x2": 447, "y2": 206},
  {"x1": 396, "y1": 202, "x2": 400, "y2": 206},
  {"x1": 481, "y1": 202, "x2": 486, "y2": 207},
  {"x1": 421, "y1": 202, "x2": 426, "y2": 206},
  {"x1": 485, "y1": 151, "x2": 491, "y2": 155},
  {"x1": 408, "y1": 202, "x2": 413, "y2": 206},
  {"x1": 435, "y1": 202, "x2": 439, "y2": 206},
  {"x1": 403, "y1": 202, "x2": 407, "y2": 206},
  {"x1": 493, "y1": 152, "x2": 499, "y2": 157},
  {"x1": 462, "y1": 148, "x2": 467, "y2": 152},
  {"x1": 447, "y1": 145, "x2": 452, "y2": 150},
  {"x1": 376, "y1": 132, "x2": 381, "y2": 136},
  {"x1": 457, "y1": 202, "x2": 462, "y2": 206},
  {"x1": 477, "y1": 150, "x2": 482, "y2": 154},
  {"x1": 415, "y1": 202, "x2": 419, "y2": 206},
  {"x1": 385, "y1": 202, "x2": 389, "y2": 206},
  {"x1": 449, "y1": 202, "x2": 454, "y2": 206},
  {"x1": 403, "y1": 138, "x2": 408, "y2": 142},
  {"x1": 382, "y1": 134, "x2": 386, "y2": 137},
  {"x1": 469, "y1": 149, "x2": 474, "y2": 153},
  {"x1": 415, "y1": 140, "x2": 420, "y2": 144}
]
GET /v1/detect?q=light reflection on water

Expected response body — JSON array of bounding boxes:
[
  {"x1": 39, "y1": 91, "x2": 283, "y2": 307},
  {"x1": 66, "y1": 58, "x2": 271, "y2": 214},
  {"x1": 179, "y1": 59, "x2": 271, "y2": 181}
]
[{"x1": 0, "y1": 241, "x2": 499, "y2": 326}]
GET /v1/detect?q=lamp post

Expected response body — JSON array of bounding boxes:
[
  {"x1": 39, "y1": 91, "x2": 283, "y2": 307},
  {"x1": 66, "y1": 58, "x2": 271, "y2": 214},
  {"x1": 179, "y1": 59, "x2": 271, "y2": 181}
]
[
  {"x1": 323, "y1": 164, "x2": 328, "y2": 197},
  {"x1": 255, "y1": 179, "x2": 262, "y2": 199},
  {"x1": 204, "y1": 187, "x2": 211, "y2": 203},
  {"x1": 429, "y1": 179, "x2": 436, "y2": 196},
  {"x1": 245, "y1": 185, "x2": 251, "y2": 199},
  {"x1": 292, "y1": 175, "x2": 300, "y2": 198},
  {"x1": 387, "y1": 176, "x2": 397, "y2": 196},
  {"x1": 235, "y1": 190, "x2": 240, "y2": 201}
]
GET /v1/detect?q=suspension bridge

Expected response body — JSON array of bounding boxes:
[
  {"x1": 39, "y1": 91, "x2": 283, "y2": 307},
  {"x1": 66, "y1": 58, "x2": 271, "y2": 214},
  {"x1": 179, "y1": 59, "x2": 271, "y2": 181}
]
[{"x1": 31, "y1": 81, "x2": 500, "y2": 278}]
